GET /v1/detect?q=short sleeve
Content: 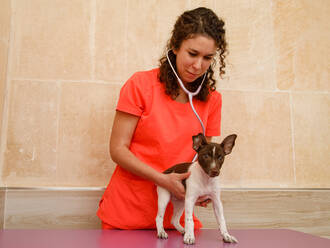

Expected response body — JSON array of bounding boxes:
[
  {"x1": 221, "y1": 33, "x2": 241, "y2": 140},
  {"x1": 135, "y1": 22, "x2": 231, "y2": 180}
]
[
  {"x1": 116, "y1": 72, "x2": 150, "y2": 117},
  {"x1": 205, "y1": 91, "x2": 222, "y2": 137}
]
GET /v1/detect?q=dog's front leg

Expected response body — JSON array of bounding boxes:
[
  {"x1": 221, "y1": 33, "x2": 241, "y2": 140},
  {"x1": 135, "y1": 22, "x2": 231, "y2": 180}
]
[
  {"x1": 211, "y1": 192, "x2": 238, "y2": 243},
  {"x1": 183, "y1": 193, "x2": 198, "y2": 245}
]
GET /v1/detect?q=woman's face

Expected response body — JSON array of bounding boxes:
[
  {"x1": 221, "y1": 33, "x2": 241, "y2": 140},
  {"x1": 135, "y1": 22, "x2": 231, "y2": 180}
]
[{"x1": 173, "y1": 35, "x2": 217, "y2": 84}]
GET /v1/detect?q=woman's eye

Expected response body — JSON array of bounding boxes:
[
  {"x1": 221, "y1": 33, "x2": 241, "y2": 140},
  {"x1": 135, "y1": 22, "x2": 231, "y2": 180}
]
[
  {"x1": 189, "y1": 52, "x2": 197, "y2": 57},
  {"x1": 204, "y1": 56, "x2": 212, "y2": 60}
]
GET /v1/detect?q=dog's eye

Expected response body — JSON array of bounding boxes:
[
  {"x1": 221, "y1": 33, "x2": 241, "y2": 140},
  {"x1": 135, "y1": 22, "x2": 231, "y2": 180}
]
[
  {"x1": 203, "y1": 154, "x2": 209, "y2": 159},
  {"x1": 218, "y1": 156, "x2": 223, "y2": 161}
]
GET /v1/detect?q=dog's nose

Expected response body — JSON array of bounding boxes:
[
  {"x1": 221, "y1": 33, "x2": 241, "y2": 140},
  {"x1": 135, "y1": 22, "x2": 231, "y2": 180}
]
[{"x1": 210, "y1": 170, "x2": 219, "y2": 177}]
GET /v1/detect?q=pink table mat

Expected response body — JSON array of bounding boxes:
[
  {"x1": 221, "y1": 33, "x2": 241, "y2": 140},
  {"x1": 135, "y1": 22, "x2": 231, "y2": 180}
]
[{"x1": 0, "y1": 229, "x2": 329, "y2": 248}]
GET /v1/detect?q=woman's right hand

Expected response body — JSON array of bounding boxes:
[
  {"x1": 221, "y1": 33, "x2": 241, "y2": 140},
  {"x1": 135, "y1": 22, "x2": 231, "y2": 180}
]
[{"x1": 161, "y1": 172, "x2": 191, "y2": 200}]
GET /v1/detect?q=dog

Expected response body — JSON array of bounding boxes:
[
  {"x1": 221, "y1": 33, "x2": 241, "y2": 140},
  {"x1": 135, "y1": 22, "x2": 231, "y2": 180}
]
[{"x1": 156, "y1": 133, "x2": 238, "y2": 244}]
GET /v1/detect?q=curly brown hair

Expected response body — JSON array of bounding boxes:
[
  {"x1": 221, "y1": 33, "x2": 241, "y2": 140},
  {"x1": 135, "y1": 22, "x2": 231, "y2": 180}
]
[{"x1": 158, "y1": 7, "x2": 227, "y2": 101}]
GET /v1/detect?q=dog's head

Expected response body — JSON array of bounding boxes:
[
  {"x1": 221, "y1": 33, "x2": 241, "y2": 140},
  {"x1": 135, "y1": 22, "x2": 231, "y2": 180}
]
[{"x1": 192, "y1": 133, "x2": 237, "y2": 177}]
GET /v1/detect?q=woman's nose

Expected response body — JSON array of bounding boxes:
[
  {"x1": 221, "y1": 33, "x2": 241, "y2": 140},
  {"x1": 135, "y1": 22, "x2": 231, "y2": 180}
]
[{"x1": 192, "y1": 58, "x2": 203, "y2": 70}]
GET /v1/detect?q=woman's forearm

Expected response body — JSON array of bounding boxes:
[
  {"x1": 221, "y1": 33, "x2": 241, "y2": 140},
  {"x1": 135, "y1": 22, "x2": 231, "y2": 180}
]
[
  {"x1": 110, "y1": 144, "x2": 166, "y2": 187},
  {"x1": 110, "y1": 144, "x2": 189, "y2": 199}
]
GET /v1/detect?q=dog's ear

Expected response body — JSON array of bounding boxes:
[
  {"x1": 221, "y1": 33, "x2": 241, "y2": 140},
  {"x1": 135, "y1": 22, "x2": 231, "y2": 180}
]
[
  {"x1": 221, "y1": 134, "x2": 237, "y2": 155},
  {"x1": 192, "y1": 133, "x2": 208, "y2": 152}
]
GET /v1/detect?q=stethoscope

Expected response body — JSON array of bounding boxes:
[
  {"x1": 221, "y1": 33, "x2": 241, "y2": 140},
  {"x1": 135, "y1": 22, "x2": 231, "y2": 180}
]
[{"x1": 166, "y1": 50, "x2": 207, "y2": 162}]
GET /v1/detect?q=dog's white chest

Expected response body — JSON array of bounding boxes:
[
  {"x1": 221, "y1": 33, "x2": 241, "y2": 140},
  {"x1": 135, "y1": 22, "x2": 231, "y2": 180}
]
[{"x1": 186, "y1": 162, "x2": 220, "y2": 197}]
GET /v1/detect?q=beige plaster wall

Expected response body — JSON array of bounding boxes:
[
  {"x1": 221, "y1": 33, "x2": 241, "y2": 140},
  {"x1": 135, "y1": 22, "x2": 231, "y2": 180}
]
[
  {"x1": 0, "y1": 0, "x2": 11, "y2": 159},
  {"x1": 0, "y1": 0, "x2": 329, "y2": 188}
]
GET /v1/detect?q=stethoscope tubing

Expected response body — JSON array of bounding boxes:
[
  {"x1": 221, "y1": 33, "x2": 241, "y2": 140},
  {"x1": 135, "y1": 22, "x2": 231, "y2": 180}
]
[{"x1": 166, "y1": 50, "x2": 207, "y2": 162}]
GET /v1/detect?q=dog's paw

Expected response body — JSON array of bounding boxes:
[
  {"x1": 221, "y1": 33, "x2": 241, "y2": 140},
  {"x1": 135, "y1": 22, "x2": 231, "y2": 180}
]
[
  {"x1": 223, "y1": 233, "x2": 238, "y2": 243},
  {"x1": 157, "y1": 230, "x2": 168, "y2": 239},
  {"x1": 183, "y1": 232, "x2": 195, "y2": 245}
]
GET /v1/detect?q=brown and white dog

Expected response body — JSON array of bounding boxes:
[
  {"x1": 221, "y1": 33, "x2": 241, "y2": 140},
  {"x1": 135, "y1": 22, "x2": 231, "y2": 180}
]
[{"x1": 156, "y1": 133, "x2": 238, "y2": 245}]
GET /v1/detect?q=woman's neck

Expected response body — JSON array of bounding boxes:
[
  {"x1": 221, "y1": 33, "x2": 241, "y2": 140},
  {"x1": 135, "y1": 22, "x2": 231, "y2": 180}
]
[{"x1": 175, "y1": 89, "x2": 189, "y2": 103}]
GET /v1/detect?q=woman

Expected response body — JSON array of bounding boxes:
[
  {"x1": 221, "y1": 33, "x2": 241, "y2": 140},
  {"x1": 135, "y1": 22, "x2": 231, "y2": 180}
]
[{"x1": 97, "y1": 7, "x2": 227, "y2": 230}]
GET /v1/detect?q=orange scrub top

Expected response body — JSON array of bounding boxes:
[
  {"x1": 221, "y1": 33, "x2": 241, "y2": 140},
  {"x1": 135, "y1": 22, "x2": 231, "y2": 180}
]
[{"x1": 97, "y1": 68, "x2": 222, "y2": 229}]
